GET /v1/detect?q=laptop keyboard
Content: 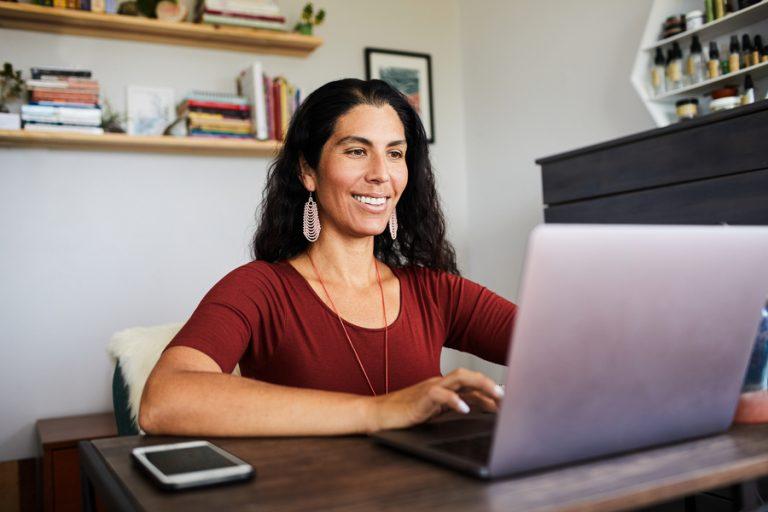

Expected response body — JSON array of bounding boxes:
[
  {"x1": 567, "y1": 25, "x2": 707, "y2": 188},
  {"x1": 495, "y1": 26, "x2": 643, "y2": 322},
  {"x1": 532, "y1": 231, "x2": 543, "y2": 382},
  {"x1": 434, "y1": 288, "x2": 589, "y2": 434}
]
[
  {"x1": 409, "y1": 417, "x2": 495, "y2": 442},
  {"x1": 430, "y1": 435, "x2": 493, "y2": 464}
]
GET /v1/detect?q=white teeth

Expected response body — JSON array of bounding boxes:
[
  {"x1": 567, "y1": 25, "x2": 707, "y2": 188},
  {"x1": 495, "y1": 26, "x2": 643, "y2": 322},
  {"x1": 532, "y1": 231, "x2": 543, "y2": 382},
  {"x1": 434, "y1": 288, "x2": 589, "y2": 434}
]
[{"x1": 353, "y1": 195, "x2": 387, "y2": 206}]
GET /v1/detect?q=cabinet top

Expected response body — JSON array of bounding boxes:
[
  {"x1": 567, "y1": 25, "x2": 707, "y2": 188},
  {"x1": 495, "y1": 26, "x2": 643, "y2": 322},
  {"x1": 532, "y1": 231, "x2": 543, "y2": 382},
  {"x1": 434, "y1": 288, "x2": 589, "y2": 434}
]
[{"x1": 536, "y1": 100, "x2": 768, "y2": 165}]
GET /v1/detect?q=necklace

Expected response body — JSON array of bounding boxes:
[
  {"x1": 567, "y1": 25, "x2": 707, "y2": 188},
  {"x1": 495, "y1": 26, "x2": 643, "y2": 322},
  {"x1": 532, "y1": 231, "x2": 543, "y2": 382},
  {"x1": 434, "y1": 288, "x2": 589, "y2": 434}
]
[{"x1": 308, "y1": 253, "x2": 389, "y2": 396}]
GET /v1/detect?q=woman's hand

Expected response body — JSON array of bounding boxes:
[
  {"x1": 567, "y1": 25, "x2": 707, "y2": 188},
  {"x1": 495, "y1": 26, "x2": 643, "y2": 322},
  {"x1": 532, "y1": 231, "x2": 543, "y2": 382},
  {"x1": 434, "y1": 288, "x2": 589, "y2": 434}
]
[
  {"x1": 733, "y1": 390, "x2": 768, "y2": 424},
  {"x1": 365, "y1": 368, "x2": 504, "y2": 433}
]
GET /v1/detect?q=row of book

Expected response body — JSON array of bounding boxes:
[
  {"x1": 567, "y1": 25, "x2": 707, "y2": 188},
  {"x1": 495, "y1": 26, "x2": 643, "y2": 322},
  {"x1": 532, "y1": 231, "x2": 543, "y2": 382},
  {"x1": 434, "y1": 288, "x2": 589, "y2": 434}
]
[
  {"x1": 178, "y1": 91, "x2": 253, "y2": 139},
  {"x1": 237, "y1": 63, "x2": 300, "y2": 141},
  {"x1": 33, "y1": 0, "x2": 119, "y2": 14},
  {"x1": 22, "y1": 67, "x2": 104, "y2": 135}
]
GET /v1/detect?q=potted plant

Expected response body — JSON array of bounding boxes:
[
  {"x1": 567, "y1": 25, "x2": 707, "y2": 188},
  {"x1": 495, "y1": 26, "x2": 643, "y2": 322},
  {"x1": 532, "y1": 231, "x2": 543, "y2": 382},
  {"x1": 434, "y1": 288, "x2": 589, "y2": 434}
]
[
  {"x1": 293, "y1": 2, "x2": 325, "y2": 35},
  {"x1": 0, "y1": 62, "x2": 25, "y2": 130}
]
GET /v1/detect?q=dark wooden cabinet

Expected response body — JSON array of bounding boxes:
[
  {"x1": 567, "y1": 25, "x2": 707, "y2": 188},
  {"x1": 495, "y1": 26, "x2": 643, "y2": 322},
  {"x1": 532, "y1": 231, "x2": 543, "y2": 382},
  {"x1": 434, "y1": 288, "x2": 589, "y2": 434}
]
[
  {"x1": 537, "y1": 101, "x2": 768, "y2": 225},
  {"x1": 37, "y1": 413, "x2": 116, "y2": 512}
]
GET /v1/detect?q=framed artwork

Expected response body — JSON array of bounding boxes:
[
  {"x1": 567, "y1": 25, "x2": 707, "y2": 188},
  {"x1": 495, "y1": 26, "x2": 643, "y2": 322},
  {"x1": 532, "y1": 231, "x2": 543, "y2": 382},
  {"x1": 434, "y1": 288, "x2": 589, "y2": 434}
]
[
  {"x1": 126, "y1": 86, "x2": 175, "y2": 136},
  {"x1": 365, "y1": 48, "x2": 434, "y2": 143}
]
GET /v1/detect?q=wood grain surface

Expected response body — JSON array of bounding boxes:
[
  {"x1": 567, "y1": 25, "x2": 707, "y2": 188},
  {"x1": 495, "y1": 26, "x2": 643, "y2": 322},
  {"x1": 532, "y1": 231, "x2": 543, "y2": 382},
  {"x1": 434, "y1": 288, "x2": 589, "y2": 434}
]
[{"x1": 86, "y1": 423, "x2": 768, "y2": 512}]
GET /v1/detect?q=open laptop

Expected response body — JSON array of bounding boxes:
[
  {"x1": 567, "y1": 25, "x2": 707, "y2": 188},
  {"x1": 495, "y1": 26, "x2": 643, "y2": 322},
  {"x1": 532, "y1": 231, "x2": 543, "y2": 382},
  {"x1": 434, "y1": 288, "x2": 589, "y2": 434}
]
[{"x1": 371, "y1": 224, "x2": 768, "y2": 479}]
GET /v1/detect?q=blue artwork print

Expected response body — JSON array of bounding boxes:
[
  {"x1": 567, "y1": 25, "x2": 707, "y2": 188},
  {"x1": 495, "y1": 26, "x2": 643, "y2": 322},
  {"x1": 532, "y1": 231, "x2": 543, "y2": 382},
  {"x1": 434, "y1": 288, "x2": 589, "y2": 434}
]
[{"x1": 379, "y1": 66, "x2": 421, "y2": 114}]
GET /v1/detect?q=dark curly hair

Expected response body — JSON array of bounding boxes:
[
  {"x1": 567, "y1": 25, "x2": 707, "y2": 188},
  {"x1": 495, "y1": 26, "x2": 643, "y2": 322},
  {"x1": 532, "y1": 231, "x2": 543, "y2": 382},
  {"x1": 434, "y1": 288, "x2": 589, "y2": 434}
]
[{"x1": 251, "y1": 78, "x2": 458, "y2": 275}]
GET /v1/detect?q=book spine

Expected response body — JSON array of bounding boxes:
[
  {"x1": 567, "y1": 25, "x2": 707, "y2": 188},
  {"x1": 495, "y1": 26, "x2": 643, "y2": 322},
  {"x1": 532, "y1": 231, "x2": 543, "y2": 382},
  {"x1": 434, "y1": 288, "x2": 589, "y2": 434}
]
[
  {"x1": 183, "y1": 99, "x2": 250, "y2": 111},
  {"x1": 80, "y1": 0, "x2": 91, "y2": 11},
  {"x1": 279, "y1": 78, "x2": 288, "y2": 139},
  {"x1": 272, "y1": 79, "x2": 281, "y2": 141},
  {"x1": 31, "y1": 68, "x2": 93, "y2": 79},
  {"x1": 91, "y1": 0, "x2": 105, "y2": 12},
  {"x1": 264, "y1": 74, "x2": 274, "y2": 140}
]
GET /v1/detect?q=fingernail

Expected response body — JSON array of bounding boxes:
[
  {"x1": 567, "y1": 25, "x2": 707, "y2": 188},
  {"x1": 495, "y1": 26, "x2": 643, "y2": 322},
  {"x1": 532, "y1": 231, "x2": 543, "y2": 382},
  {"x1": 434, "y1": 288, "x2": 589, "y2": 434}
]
[
  {"x1": 457, "y1": 399, "x2": 470, "y2": 414},
  {"x1": 494, "y1": 384, "x2": 505, "y2": 398}
]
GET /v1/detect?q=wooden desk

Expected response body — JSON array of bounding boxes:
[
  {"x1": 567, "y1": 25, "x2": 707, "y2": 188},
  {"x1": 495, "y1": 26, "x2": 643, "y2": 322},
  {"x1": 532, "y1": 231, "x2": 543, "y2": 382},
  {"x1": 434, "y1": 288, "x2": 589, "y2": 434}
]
[
  {"x1": 37, "y1": 412, "x2": 117, "y2": 512},
  {"x1": 79, "y1": 423, "x2": 768, "y2": 512}
]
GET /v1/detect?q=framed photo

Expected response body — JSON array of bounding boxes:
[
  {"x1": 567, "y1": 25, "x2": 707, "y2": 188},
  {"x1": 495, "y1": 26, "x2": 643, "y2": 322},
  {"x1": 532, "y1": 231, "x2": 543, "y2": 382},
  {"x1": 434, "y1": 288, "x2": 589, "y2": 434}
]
[
  {"x1": 126, "y1": 86, "x2": 175, "y2": 136},
  {"x1": 365, "y1": 48, "x2": 434, "y2": 143}
]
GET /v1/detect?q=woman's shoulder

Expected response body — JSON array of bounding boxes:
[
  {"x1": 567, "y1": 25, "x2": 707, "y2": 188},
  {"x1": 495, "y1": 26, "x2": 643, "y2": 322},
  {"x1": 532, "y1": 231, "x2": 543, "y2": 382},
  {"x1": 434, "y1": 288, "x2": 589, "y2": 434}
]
[{"x1": 205, "y1": 260, "x2": 294, "y2": 299}]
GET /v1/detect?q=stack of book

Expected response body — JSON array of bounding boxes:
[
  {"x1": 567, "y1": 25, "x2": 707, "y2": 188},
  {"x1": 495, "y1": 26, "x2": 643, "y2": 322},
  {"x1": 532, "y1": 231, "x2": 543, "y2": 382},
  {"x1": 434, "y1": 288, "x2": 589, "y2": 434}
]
[
  {"x1": 196, "y1": 0, "x2": 287, "y2": 31},
  {"x1": 178, "y1": 91, "x2": 253, "y2": 139},
  {"x1": 22, "y1": 67, "x2": 103, "y2": 135},
  {"x1": 237, "y1": 62, "x2": 301, "y2": 141}
]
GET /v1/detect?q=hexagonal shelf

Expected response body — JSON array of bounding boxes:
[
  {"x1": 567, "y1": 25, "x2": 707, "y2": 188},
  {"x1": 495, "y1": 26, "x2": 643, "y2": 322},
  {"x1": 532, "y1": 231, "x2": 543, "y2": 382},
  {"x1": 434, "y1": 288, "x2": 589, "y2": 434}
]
[{"x1": 631, "y1": 0, "x2": 768, "y2": 126}]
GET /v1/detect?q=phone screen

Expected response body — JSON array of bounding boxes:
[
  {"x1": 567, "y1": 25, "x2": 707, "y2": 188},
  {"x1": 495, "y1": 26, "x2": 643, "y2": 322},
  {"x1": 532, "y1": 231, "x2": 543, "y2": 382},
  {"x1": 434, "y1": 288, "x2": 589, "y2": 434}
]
[{"x1": 145, "y1": 445, "x2": 238, "y2": 476}]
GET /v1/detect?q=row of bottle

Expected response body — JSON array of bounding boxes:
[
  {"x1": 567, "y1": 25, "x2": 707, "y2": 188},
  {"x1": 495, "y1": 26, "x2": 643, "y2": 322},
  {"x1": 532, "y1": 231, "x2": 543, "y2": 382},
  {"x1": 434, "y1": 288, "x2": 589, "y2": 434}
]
[
  {"x1": 675, "y1": 73, "x2": 760, "y2": 121},
  {"x1": 651, "y1": 33, "x2": 768, "y2": 95}
]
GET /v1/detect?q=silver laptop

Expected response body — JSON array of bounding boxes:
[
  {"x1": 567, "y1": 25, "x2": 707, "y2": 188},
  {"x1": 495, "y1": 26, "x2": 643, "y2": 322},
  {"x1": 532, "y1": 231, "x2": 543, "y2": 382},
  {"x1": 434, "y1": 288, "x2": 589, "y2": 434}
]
[{"x1": 371, "y1": 224, "x2": 768, "y2": 479}]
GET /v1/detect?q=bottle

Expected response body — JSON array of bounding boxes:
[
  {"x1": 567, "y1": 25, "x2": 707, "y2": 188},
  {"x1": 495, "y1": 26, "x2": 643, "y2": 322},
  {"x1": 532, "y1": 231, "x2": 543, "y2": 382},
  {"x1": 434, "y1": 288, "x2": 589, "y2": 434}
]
[
  {"x1": 651, "y1": 47, "x2": 666, "y2": 95},
  {"x1": 742, "y1": 34, "x2": 753, "y2": 68},
  {"x1": 667, "y1": 43, "x2": 683, "y2": 90},
  {"x1": 706, "y1": 0, "x2": 715, "y2": 22},
  {"x1": 708, "y1": 41, "x2": 721, "y2": 79},
  {"x1": 687, "y1": 36, "x2": 705, "y2": 85},
  {"x1": 729, "y1": 35, "x2": 741, "y2": 73},
  {"x1": 742, "y1": 74, "x2": 755, "y2": 105},
  {"x1": 754, "y1": 35, "x2": 764, "y2": 64},
  {"x1": 742, "y1": 300, "x2": 768, "y2": 392},
  {"x1": 762, "y1": 44, "x2": 768, "y2": 64},
  {"x1": 714, "y1": 0, "x2": 725, "y2": 19}
]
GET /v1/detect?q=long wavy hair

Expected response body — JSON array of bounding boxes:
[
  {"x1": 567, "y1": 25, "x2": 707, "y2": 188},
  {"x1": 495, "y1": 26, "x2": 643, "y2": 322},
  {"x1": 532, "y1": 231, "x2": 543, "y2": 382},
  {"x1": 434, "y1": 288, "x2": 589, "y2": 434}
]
[{"x1": 251, "y1": 78, "x2": 458, "y2": 274}]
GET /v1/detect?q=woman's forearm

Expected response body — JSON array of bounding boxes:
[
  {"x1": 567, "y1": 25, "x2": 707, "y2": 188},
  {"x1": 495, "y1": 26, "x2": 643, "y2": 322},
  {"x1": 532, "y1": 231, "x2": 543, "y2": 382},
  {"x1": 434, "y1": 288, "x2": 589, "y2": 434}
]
[{"x1": 139, "y1": 370, "x2": 376, "y2": 436}]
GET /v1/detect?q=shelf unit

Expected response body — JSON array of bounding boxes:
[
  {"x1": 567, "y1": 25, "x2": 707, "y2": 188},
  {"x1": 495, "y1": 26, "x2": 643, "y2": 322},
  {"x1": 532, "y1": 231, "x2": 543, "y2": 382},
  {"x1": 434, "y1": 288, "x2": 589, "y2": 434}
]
[
  {"x1": 632, "y1": 0, "x2": 768, "y2": 126},
  {"x1": 0, "y1": 2, "x2": 322, "y2": 56},
  {"x1": 0, "y1": 130, "x2": 282, "y2": 156}
]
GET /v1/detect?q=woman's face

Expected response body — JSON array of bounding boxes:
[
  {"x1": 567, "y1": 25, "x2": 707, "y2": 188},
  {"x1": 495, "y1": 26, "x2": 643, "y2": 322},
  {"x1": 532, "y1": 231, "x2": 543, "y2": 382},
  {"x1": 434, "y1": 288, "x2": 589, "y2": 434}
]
[{"x1": 302, "y1": 103, "x2": 408, "y2": 240}]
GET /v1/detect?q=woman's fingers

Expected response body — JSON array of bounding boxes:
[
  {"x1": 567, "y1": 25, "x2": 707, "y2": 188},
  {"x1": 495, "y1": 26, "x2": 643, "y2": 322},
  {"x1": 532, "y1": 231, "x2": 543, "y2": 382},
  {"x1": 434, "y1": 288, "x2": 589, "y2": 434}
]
[
  {"x1": 427, "y1": 385, "x2": 471, "y2": 414},
  {"x1": 441, "y1": 368, "x2": 504, "y2": 402},
  {"x1": 461, "y1": 390, "x2": 499, "y2": 413}
]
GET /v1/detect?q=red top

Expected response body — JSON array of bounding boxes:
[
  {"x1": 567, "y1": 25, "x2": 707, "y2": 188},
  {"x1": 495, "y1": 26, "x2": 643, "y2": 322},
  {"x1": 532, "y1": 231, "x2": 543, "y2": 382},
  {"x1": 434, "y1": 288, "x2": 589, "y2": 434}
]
[{"x1": 167, "y1": 261, "x2": 517, "y2": 396}]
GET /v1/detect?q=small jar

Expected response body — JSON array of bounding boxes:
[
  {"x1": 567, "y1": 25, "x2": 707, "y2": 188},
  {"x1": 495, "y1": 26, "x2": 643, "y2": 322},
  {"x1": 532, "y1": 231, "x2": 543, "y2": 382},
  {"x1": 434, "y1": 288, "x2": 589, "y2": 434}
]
[
  {"x1": 676, "y1": 98, "x2": 699, "y2": 120},
  {"x1": 685, "y1": 10, "x2": 704, "y2": 31}
]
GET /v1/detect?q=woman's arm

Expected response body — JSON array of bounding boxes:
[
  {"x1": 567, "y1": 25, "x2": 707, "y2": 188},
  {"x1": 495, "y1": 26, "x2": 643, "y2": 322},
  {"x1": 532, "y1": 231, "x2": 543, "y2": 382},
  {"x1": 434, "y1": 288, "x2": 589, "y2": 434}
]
[{"x1": 139, "y1": 346, "x2": 503, "y2": 436}]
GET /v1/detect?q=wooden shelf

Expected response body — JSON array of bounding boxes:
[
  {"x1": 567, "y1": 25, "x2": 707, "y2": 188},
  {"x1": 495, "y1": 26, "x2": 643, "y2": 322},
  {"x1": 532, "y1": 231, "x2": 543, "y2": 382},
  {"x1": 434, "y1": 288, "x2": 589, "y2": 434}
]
[
  {"x1": 643, "y1": 0, "x2": 768, "y2": 51},
  {"x1": 0, "y1": 1, "x2": 322, "y2": 56},
  {"x1": 0, "y1": 129, "x2": 282, "y2": 156},
  {"x1": 650, "y1": 60, "x2": 768, "y2": 101}
]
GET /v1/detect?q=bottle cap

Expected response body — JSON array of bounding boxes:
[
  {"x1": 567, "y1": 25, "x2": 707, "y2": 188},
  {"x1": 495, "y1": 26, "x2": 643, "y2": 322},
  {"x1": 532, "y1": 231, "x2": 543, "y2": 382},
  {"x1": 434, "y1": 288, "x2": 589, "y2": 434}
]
[
  {"x1": 755, "y1": 35, "x2": 764, "y2": 51},
  {"x1": 672, "y1": 41, "x2": 682, "y2": 58},
  {"x1": 730, "y1": 35, "x2": 740, "y2": 52},
  {"x1": 675, "y1": 98, "x2": 699, "y2": 106},
  {"x1": 742, "y1": 34, "x2": 753, "y2": 51},
  {"x1": 709, "y1": 41, "x2": 720, "y2": 59},
  {"x1": 654, "y1": 47, "x2": 665, "y2": 65},
  {"x1": 745, "y1": 74, "x2": 754, "y2": 90},
  {"x1": 691, "y1": 35, "x2": 702, "y2": 53}
]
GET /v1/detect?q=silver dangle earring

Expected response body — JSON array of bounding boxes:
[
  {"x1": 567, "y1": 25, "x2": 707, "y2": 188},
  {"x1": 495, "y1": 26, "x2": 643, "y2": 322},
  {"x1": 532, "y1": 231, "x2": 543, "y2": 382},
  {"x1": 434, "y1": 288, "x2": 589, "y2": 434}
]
[
  {"x1": 303, "y1": 192, "x2": 321, "y2": 242},
  {"x1": 389, "y1": 208, "x2": 398, "y2": 240}
]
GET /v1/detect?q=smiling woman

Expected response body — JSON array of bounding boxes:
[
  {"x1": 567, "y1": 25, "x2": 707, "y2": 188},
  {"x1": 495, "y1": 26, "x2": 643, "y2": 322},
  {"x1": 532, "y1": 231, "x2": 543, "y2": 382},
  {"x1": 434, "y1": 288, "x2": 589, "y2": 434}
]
[{"x1": 138, "y1": 79, "x2": 517, "y2": 438}]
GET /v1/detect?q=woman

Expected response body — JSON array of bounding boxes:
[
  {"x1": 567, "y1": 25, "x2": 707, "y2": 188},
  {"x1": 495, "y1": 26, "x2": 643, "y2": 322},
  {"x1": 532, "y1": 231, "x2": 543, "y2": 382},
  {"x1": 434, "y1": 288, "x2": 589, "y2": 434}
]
[{"x1": 139, "y1": 79, "x2": 516, "y2": 436}]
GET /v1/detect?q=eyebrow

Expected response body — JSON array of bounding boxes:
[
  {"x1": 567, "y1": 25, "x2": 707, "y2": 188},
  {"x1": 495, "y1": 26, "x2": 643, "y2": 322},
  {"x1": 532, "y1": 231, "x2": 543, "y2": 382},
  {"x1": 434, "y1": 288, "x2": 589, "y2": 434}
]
[{"x1": 335, "y1": 136, "x2": 406, "y2": 148}]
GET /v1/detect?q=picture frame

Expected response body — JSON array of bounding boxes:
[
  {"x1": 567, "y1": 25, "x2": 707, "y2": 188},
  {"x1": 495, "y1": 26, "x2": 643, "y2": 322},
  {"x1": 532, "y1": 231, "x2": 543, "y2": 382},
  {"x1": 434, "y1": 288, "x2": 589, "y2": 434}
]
[
  {"x1": 126, "y1": 86, "x2": 175, "y2": 136},
  {"x1": 365, "y1": 48, "x2": 435, "y2": 143}
]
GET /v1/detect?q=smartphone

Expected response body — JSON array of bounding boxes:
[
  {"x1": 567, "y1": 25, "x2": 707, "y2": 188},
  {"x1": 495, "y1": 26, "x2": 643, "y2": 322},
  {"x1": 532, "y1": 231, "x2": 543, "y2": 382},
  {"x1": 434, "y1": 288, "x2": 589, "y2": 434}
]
[{"x1": 131, "y1": 440, "x2": 255, "y2": 490}]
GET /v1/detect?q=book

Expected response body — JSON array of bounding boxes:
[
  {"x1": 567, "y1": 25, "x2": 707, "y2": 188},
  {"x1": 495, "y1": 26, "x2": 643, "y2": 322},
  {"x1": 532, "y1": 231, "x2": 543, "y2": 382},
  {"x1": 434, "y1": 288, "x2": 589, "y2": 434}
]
[
  {"x1": 185, "y1": 90, "x2": 249, "y2": 106},
  {"x1": 31, "y1": 67, "x2": 92, "y2": 79},
  {"x1": 179, "y1": 99, "x2": 250, "y2": 112},
  {"x1": 22, "y1": 104, "x2": 102, "y2": 119},
  {"x1": 91, "y1": 0, "x2": 105, "y2": 12},
  {"x1": 189, "y1": 130, "x2": 253, "y2": 139},
  {"x1": 22, "y1": 116, "x2": 102, "y2": 127},
  {"x1": 27, "y1": 78, "x2": 99, "y2": 89},
  {"x1": 30, "y1": 91, "x2": 99, "y2": 104},
  {"x1": 179, "y1": 106, "x2": 250, "y2": 119},
  {"x1": 237, "y1": 62, "x2": 268, "y2": 140},
  {"x1": 23, "y1": 123, "x2": 104, "y2": 135},
  {"x1": 202, "y1": 9, "x2": 284, "y2": 22},
  {"x1": 29, "y1": 100, "x2": 99, "y2": 108},
  {"x1": 105, "y1": 0, "x2": 117, "y2": 13},
  {"x1": 201, "y1": 0, "x2": 281, "y2": 17},
  {"x1": 201, "y1": 13, "x2": 286, "y2": 30}
]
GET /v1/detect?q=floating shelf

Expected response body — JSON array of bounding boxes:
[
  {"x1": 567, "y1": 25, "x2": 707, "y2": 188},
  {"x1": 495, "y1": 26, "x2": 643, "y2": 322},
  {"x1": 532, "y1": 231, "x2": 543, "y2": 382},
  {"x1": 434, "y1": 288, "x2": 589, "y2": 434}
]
[
  {"x1": 650, "y1": 60, "x2": 768, "y2": 101},
  {"x1": 0, "y1": 2, "x2": 322, "y2": 56},
  {"x1": 0, "y1": 129, "x2": 282, "y2": 156},
  {"x1": 643, "y1": 0, "x2": 768, "y2": 51}
]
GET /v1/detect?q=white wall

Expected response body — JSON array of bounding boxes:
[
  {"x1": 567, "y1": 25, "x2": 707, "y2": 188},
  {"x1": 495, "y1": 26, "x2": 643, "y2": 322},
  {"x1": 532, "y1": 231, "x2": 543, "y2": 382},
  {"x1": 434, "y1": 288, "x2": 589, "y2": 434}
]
[
  {"x1": 0, "y1": 0, "x2": 470, "y2": 461},
  {"x1": 459, "y1": 0, "x2": 656, "y2": 381}
]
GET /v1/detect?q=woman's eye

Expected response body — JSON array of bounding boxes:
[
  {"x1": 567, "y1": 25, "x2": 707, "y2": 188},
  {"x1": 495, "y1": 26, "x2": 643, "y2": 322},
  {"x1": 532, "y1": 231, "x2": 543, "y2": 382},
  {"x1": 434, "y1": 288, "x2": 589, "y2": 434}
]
[
  {"x1": 389, "y1": 151, "x2": 404, "y2": 159},
  {"x1": 347, "y1": 148, "x2": 366, "y2": 157}
]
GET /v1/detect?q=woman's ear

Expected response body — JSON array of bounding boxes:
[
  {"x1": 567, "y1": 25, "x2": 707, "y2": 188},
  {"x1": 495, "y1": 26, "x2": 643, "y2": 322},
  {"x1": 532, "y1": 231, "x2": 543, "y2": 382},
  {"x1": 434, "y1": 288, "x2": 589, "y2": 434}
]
[{"x1": 299, "y1": 157, "x2": 317, "y2": 193}]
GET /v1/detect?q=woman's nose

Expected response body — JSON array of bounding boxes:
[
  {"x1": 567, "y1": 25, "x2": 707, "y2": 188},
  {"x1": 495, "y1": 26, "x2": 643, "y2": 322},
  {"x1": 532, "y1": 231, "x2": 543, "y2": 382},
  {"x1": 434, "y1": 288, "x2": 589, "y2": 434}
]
[{"x1": 366, "y1": 152, "x2": 390, "y2": 182}]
